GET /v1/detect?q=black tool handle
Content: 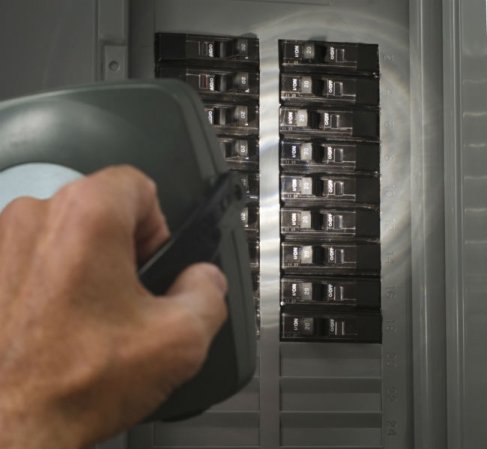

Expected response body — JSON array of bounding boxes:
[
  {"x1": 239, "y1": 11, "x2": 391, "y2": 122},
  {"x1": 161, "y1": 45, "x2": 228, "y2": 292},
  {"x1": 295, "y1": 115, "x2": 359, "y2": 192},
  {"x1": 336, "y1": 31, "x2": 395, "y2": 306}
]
[{"x1": 138, "y1": 172, "x2": 243, "y2": 295}]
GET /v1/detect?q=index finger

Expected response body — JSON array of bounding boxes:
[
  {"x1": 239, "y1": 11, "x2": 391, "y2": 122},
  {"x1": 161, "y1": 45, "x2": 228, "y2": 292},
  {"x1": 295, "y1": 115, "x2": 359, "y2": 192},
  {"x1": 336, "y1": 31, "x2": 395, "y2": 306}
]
[{"x1": 52, "y1": 165, "x2": 170, "y2": 263}]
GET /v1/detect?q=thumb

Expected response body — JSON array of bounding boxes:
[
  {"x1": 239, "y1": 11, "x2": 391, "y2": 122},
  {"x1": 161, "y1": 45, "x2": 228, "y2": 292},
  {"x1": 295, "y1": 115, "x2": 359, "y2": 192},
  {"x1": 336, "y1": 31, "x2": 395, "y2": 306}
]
[
  {"x1": 133, "y1": 263, "x2": 228, "y2": 395},
  {"x1": 164, "y1": 263, "x2": 228, "y2": 340}
]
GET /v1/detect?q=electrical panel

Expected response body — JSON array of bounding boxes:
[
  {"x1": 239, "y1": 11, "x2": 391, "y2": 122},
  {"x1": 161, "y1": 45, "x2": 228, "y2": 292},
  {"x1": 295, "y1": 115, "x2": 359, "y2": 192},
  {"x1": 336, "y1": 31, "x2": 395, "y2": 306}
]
[
  {"x1": 133, "y1": 3, "x2": 395, "y2": 447},
  {"x1": 154, "y1": 32, "x2": 382, "y2": 346},
  {"x1": 9, "y1": 0, "x2": 483, "y2": 448}
]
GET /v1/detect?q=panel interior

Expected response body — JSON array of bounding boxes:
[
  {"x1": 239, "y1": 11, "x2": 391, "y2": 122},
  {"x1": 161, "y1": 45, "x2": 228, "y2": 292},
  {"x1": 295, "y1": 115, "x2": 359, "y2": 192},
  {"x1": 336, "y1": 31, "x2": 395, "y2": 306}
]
[{"x1": 128, "y1": 0, "x2": 412, "y2": 448}]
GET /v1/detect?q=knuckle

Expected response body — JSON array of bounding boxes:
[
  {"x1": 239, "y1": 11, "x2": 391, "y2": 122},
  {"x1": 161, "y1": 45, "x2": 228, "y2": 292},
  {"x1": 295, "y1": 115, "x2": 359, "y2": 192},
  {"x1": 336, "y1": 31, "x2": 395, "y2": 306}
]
[
  {"x1": 108, "y1": 165, "x2": 156, "y2": 191},
  {"x1": 53, "y1": 181, "x2": 117, "y2": 238},
  {"x1": 2, "y1": 196, "x2": 41, "y2": 212},
  {"x1": 126, "y1": 167, "x2": 158, "y2": 203},
  {"x1": 108, "y1": 164, "x2": 142, "y2": 178},
  {"x1": 0, "y1": 196, "x2": 44, "y2": 223},
  {"x1": 52, "y1": 178, "x2": 88, "y2": 208},
  {"x1": 115, "y1": 164, "x2": 158, "y2": 196},
  {"x1": 82, "y1": 205, "x2": 119, "y2": 240}
]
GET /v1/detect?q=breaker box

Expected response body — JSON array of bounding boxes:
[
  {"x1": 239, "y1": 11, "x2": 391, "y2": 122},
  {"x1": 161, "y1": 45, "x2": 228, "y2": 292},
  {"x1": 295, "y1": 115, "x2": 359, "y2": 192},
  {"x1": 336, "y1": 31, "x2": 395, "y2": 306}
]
[{"x1": 1, "y1": 0, "x2": 486, "y2": 448}]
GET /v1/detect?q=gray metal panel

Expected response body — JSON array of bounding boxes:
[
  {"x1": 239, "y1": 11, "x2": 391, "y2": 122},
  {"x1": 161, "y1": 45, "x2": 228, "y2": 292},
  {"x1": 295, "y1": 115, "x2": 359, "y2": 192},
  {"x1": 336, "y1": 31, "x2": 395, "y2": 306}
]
[
  {"x1": 280, "y1": 344, "x2": 382, "y2": 446},
  {"x1": 0, "y1": 0, "x2": 464, "y2": 448},
  {"x1": 98, "y1": 0, "x2": 129, "y2": 81},
  {"x1": 128, "y1": 0, "x2": 413, "y2": 448},
  {"x1": 95, "y1": 435, "x2": 128, "y2": 449},
  {"x1": 280, "y1": 343, "x2": 382, "y2": 378},
  {"x1": 0, "y1": 0, "x2": 130, "y2": 100},
  {"x1": 152, "y1": 412, "x2": 260, "y2": 447},
  {"x1": 443, "y1": 0, "x2": 487, "y2": 448},
  {"x1": 0, "y1": 0, "x2": 98, "y2": 100},
  {"x1": 280, "y1": 412, "x2": 382, "y2": 447},
  {"x1": 409, "y1": 0, "x2": 447, "y2": 448},
  {"x1": 98, "y1": 0, "x2": 128, "y2": 41},
  {"x1": 280, "y1": 378, "x2": 382, "y2": 412}
]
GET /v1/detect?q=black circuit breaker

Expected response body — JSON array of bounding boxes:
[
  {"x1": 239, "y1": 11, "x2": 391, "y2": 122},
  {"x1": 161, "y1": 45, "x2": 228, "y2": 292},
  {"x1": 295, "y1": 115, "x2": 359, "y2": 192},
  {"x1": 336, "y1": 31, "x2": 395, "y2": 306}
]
[
  {"x1": 155, "y1": 32, "x2": 261, "y2": 333},
  {"x1": 279, "y1": 39, "x2": 381, "y2": 343}
]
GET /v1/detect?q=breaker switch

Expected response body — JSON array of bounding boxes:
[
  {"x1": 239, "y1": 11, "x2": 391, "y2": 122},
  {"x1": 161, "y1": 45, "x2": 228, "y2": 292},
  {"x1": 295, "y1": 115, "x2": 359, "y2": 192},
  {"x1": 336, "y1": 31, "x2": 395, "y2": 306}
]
[
  {"x1": 279, "y1": 40, "x2": 379, "y2": 74},
  {"x1": 281, "y1": 312, "x2": 381, "y2": 342},
  {"x1": 281, "y1": 242, "x2": 380, "y2": 274}
]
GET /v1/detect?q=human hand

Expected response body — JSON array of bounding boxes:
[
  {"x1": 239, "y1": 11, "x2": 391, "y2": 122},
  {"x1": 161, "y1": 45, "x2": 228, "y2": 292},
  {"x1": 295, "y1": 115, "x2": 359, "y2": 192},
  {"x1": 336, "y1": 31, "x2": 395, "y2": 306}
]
[{"x1": 0, "y1": 166, "x2": 228, "y2": 449}]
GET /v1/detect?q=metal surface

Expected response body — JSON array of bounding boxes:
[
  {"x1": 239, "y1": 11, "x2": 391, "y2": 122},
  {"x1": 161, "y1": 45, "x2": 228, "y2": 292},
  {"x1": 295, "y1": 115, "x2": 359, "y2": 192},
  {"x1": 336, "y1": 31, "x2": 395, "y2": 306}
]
[
  {"x1": 3, "y1": 0, "x2": 476, "y2": 447},
  {"x1": 409, "y1": 0, "x2": 447, "y2": 447},
  {"x1": 444, "y1": 0, "x2": 487, "y2": 448},
  {"x1": 443, "y1": 1, "x2": 464, "y2": 446},
  {"x1": 0, "y1": 0, "x2": 98, "y2": 100},
  {"x1": 130, "y1": 0, "x2": 413, "y2": 447},
  {"x1": 99, "y1": 0, "x2": 129, "y2": 80}
]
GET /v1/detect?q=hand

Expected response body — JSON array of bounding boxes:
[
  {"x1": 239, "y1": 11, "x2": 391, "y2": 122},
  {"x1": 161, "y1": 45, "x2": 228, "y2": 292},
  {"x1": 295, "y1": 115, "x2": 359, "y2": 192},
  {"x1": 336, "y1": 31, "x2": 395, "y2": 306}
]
[{"x1": 0, "y1": 166, "x2": 228, "y2": 449}]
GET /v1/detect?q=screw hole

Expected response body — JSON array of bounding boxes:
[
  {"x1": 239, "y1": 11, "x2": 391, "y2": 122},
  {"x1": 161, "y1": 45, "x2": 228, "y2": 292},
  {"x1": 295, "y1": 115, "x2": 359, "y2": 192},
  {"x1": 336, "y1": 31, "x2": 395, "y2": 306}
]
[{"x1": 108, "y1": 60, "x2": 120, "y2": 72}]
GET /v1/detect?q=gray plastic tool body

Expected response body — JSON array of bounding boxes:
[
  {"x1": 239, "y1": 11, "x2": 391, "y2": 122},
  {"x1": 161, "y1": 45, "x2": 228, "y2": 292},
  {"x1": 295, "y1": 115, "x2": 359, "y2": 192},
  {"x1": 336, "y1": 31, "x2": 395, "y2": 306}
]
[{"x1": 0, "y1": 80, "x2": 257, "y2": 421}]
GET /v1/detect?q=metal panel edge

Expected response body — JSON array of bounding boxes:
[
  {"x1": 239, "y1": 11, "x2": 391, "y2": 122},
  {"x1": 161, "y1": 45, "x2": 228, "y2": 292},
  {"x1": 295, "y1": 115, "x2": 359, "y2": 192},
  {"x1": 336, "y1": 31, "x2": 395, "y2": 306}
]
[
  {"x1": 409, "y1": 0, "x2": 447, "y2": 448},
  {"x1": 442, "y1": 0, "x2": 463, "y2": 448}
]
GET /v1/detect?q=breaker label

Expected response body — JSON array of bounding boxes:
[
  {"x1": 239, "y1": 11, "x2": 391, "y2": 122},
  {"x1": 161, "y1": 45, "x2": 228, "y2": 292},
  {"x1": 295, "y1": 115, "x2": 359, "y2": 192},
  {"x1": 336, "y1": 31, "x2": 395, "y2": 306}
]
[
  {"x1": 327, "y1": 179, "x2": 335, "y2": 194},
  {"x1": 328, "y1": 79, "x2": 334, "y2": 94},
  {"x1": 329, "y1": 318, "x2": 336, "y2": 333},
  {"x1": 240, "y1": 210, "x2": 248, "y2": 225},
  {"x1": 293, "y1": 317, "x2": 299, "y2": 331},
  {"x1": 329, "y1": 46, "x2": 335, "y2": 61},
  {"x1": 301, "y1": 212, "x2": 311, "y2": 228},
  {"x1": 301, "y1": 178, "x2": 312, "y2": 195},
  {"x1": 238, "y1": 143, "x2": 247, "y2": 156},
  {"x1": 324, "y1": 112, "x2": 330, "y2": 127},
  {"x1": 291, "y1": 178, "x2": 298, "y2": 192},
  {"x1": 291, "y1": 283, "x2": 297, "y2": 297},
  {"x1": 287, "y1": 111, "x2": 294, "y2": 124},
  {"x1": 302, "y1": 318, "x2": 313, "y2": 333},
  {"x1": 301, "y1": 144, "x2": 312, "y2": 160},
  {"x1": 327, "y1": 213, "x2": 334, "y2": 229},
  {"x1": 328, "y1": 284, "x2": 334, "y2": 299},
  {"x1": 291, "y1": 145, "x2": 298, "y2": 158},
  {"x1": 327, "y1": 146, "x2": 334, "y2": 160},
  {"x1": 329, "y1": 247, "x2": 336, "y2": 262}
]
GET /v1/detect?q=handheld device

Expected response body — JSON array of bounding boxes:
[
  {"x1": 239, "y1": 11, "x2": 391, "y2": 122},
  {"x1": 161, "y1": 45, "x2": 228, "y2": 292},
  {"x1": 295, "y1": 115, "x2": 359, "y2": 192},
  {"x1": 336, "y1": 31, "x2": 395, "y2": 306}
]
[{"x1": 0, "y1": 80, "x2": 257, "y2": 421}]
